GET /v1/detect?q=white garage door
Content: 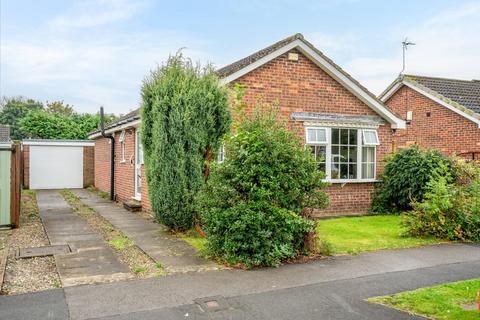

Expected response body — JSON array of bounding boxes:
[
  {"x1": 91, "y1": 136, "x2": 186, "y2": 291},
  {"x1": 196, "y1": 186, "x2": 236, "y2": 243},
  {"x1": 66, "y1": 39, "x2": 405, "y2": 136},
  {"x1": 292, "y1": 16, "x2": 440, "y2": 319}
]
[{"x1": 30, "y1": 145, "x2": 84, "y2": 189}]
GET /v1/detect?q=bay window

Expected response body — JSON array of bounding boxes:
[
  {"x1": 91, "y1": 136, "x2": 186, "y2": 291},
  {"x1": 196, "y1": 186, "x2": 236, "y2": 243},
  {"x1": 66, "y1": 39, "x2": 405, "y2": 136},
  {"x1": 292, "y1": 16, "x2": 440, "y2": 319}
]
[{"x1": 306, "y1": 127, "x2": 378, "y2": 181}]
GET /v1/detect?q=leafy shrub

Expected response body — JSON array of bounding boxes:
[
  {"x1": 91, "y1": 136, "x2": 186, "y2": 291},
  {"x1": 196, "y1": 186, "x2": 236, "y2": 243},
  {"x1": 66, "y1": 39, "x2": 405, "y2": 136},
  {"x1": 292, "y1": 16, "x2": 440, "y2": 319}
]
[
  {"x1": 141, "y1": 55, "x2": 231, "y2": 230},
  {"x1": 196, "y1": 106, "x2": 329, "y2": 268},
  {"x1": 371, "y1": 146, "x2": 454, "y2": 213},
  {"x1": 403, "y1": 161, "x2": 480, "y2": 242}
]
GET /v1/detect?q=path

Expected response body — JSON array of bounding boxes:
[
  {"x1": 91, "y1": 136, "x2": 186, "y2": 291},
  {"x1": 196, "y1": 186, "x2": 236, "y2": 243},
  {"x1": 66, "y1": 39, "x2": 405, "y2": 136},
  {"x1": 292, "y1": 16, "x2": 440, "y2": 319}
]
[
  {"x1": 36, "y1": 190, "x2": 132, "y2": 286},
  {"x1": 71, "y1": 189, "x2": 219, "y2": 274},
  {"x1": 1, "y1": 243, "x2": 480, "y2": 319}
]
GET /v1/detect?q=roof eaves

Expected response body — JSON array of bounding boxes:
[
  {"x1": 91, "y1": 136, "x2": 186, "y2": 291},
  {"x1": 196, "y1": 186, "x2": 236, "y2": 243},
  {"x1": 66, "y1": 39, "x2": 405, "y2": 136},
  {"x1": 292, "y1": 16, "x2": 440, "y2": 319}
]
[{"x1": 404, "y1": 76, "x2": 480, "y2": 121}]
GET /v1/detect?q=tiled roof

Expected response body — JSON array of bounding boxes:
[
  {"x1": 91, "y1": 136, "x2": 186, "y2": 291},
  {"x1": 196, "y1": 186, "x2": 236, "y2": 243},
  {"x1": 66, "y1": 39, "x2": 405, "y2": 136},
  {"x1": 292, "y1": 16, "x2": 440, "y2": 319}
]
[
  {"x1": 91, "y1": 33, "x2": 400, "y2": 136},
  {"x1": 90, "y1": 109, "x2": 140, "y2": 135},
  {"x1": 0, "y1": 125, "x2": 11, "y2": 142},
  {"x1": 404, "y1": 75, "x2": 480, "y2": 114}
]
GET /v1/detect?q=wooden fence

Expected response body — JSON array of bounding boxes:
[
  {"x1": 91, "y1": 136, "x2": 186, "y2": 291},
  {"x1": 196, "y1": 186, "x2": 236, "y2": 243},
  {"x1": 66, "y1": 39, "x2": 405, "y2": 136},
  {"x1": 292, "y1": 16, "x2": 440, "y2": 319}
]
[{"x1": 0, "y1": 142, "x2": 20, "y2": 228}]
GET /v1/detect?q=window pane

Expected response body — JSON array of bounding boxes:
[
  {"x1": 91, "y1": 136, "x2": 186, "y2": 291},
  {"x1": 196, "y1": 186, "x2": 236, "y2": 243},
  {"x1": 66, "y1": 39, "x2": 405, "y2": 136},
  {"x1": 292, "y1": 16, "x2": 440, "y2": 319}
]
[
  {"x1": 340, "y1": 129, "x2": 349, "y2": 144},
  {"x1": 362, "y1": 163, "x2": 375, "y2": 179},
  {"x1": 340, "y1": 146, "x2": 349, "y2": 163},
  {"x1": 348, "y1": 164, "x2": 357, "y2": 179},
  {"x1": 331, "y1": 163, "x2": 340, "y2": 179},
  {"x1": 307, "y1": 129, "x2": 316, "y2": 142},
  {"x1": 316, "y1": 129, "x2": 326, "y2": 142},
  {"x1": 363, "y1": 130, "x2": 379, "y2": 145},
  {"x1": 340, "y1": 164, "x2": 348, "y2": 179},
  {"x1": 332, "y1": 129, "x2": 340, "y2": 144},
  {"x1": 348, "y1": 146, "x2": 357, "y2": 162},
  {"x1": 363, "y1": 146, "x2": 374, "y2": 162},
  {"x1": 349, "y1": 129, "x2": 357, "y2": 144},
  {"x1": 317, "y1": 146, "x2": 326, "y2": 160}
]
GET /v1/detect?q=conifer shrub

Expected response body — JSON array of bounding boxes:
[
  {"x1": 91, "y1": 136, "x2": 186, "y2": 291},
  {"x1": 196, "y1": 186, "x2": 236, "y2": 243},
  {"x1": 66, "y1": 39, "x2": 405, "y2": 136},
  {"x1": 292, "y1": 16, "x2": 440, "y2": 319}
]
[{"x1": 141, "y1": 55, "x2": 231, "y2": 230}]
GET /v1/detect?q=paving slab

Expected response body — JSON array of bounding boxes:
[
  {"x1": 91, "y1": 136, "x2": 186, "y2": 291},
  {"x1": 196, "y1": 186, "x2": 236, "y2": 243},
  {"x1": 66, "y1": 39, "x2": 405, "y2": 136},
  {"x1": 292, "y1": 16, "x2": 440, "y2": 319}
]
[
  {"x1": 72, "y1": 189, "x2": 220, "y2": 273},
  {"x1": 17, "y1": 245, "x2": 71, "y2": 258},
  {"x1": 36, "y1": 190, "x2": 133, "y2": 286}
]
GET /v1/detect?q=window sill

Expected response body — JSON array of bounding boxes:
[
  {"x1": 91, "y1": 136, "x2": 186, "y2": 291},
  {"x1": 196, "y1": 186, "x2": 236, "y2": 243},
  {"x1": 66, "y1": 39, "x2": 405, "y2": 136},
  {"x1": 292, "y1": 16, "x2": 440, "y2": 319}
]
[
  {"x1": 324, "y1": 179, "x2": 380, "y2": 184},
  {"x1": 132, "y1": 195, "x2": 141, "y2": 201}
]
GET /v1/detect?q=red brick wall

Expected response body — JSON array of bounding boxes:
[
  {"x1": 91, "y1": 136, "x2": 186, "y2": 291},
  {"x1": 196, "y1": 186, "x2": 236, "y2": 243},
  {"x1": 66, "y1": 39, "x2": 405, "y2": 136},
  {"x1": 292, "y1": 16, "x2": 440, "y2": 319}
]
[
  {"x1": 83, "y1": 146, "x2": 95, "y2": 187},
  {"x1": 233, "y1": 49, "x2": 394, "y2": 216},
  {"x1": 22, "y1": 145, "x2": 30, "y2": 189},
  {"x1": 114, "y1": 128, "x2": 136, "y2": 203},
  {"x1": 94, "y1": 128, "x2": 152, "y2": 210},
  {"x1": 94, "y1": 138, "x2": 112, "y2": 193},
  {"x1": 386, "y1": 85, "x2": 480, "y2": 155}
]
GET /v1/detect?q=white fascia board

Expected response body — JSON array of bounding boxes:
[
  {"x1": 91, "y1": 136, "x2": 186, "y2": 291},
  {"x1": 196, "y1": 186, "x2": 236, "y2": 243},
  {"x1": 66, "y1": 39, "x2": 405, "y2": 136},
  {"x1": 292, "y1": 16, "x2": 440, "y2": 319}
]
[
  {"x1": 220, "y1": 39, "x2": 406, "y2": 129},
  {"x1": 220, "y1": 40, "x2": 302, "y2": 85},
  {"x1": 88, "y1": 119, "x2": 141, "y2": 139},
  {"x1": 22, "y1": 140, "x2": 95, "y2": 147},
  {"x1": 403, "y1": 82, "x2": 480, "y2": 128},
  {"x1": 379, "y1": 81, "x2": 403, "y2": 102},
  {"x1": 0, "y1": 142, "x2": 12, "y2": 150}
]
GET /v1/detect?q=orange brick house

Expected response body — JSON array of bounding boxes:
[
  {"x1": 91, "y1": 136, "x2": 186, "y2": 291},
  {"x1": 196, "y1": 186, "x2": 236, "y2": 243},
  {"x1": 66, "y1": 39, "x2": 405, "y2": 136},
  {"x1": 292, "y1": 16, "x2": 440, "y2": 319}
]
[
  {"x1": 88, "y1": 34, "x2": 405, "y2": 216},
  {"x1": 380, "y1": 75, "x2": 480, "y2": 160}
]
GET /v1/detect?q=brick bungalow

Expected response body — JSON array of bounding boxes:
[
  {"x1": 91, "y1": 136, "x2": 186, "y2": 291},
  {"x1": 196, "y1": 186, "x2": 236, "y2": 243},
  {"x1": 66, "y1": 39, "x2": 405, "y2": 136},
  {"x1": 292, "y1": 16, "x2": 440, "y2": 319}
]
[
  {"x1": 88, "y1": 33, "x2": 405, "y2": 216},
  {"x1": 380, "y1": 74, "x2": 480, "y2": 159}
]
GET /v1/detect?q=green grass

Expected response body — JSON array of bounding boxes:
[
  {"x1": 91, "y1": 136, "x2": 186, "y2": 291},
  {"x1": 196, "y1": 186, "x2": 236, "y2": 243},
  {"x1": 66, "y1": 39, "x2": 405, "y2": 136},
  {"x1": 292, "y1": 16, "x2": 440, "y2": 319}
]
[
  {"x1": 179, "y1": 230, "x2": 207, "y2": 252},
  {"x1": 369, "y1": 278, "x2": 480, "y2": 320},
  {"x1": 132, "y1": 265, "x2": 147, "y2": 274},
  {"x1": 108, "y1": 236, "x2": 134, "y2": 250},
  {"x1": 316, "y1": 215, "x2": 441, "y2": 255}
]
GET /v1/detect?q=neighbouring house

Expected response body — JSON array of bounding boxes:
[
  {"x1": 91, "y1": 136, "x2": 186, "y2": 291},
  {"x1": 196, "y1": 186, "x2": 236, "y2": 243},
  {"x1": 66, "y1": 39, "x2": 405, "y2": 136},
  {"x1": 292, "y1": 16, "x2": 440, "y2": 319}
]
[
  {"x1": 88, "y1": 33, "x2": 405, "y2": 216},
  {"x1": 380, "y1": 74, "x2": 480, "y2": 160}
]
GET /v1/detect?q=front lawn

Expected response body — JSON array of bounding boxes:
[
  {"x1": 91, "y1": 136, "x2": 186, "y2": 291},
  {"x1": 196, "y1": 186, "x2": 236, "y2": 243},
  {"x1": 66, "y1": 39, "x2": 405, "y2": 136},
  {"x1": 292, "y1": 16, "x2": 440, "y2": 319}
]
[
  {"x1": 369, "y1": 278, "x2": 480, "y2": 320},
  {"x1": 316, "y1": 215, "x2": 441, "y2": 254}
]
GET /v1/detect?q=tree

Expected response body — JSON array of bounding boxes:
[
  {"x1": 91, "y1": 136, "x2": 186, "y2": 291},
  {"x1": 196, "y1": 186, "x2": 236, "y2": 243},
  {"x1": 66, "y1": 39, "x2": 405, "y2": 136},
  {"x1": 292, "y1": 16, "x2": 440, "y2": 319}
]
[
  {"x1": 45, "y1": 100, "x2": 74, "y2": 116},
  {"x1": 0, "y1": 97, "x2": 43, "y2": 140},
  {"x1": 19, "y1": 110, "x2": 116, "y2": 140},
  {"x1": 141, "y1": 54, "x2": 231, "y2": 230}
]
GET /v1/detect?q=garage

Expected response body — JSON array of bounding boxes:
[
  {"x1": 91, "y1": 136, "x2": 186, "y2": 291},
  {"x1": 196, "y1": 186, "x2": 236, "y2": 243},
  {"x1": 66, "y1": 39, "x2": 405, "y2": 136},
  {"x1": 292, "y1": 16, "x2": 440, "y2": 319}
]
[{"x1": 23, "y1": 140, "x2": 95, "y2": 190}]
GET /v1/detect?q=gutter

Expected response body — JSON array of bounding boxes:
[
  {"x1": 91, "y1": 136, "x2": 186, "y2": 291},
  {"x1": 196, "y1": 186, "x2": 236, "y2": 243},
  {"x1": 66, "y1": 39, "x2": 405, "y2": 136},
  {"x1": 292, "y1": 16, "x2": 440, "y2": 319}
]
[{"x1": 100, "y1": 107, "x2": 115, "y2": 201}]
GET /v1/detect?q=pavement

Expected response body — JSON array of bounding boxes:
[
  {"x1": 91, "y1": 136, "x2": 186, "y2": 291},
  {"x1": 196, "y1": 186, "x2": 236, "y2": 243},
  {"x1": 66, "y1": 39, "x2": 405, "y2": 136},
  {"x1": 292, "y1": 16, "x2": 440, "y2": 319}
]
[
  {"x1": 36, "y1": 190, "x2": 132, "y2": 287},
  {"x1": 71, "y1": 189, "x2": 219, "y2": 273},
  {"x1": 1, "y1": 243, "x2": 479, "y2": 320}
]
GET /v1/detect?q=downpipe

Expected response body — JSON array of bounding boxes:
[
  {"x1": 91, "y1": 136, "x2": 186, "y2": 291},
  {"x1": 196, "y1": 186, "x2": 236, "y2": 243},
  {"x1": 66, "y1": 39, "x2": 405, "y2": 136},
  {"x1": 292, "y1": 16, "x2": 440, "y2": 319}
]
[{"x1": 100, "y1": 107, "x2": 115, "y2": 201}]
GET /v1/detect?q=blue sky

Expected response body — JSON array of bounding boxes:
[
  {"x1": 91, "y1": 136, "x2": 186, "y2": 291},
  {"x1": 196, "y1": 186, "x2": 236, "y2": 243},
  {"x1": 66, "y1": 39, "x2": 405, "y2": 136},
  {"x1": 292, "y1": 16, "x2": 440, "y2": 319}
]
[{"x1": 1, "y1": 0, "x2": 479, "y2": 115}]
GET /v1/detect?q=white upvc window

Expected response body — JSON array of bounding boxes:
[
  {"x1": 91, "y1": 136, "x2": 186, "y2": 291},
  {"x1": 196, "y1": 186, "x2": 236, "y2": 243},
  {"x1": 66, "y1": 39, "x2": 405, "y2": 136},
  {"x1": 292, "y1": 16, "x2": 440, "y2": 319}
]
[
  {"x1": 119, "y1": 130, "x2": 126, "y2": 162},
  {"x1": 362, "y1": 129, "x2": 379, "y2": 146},
  {"x1": 305, "y1": 127, "x2": 378, "y2": 182}
]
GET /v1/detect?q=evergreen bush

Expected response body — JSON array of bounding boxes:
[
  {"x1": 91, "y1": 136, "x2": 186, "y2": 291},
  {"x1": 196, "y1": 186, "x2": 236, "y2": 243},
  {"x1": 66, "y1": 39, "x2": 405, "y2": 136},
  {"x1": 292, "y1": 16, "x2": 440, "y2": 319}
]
[
  {"x1": 371, "y1": 146, "x2": 454, "y2": 213},
  {"x1": 196, "y1": 105, "x2": 329, "y2": 268},
  {"x1": 403, "y1": 161, "x2": 480, "y2": 242},
  {"x1": 141, "y1": 55, "x2": 231, "y2": 230}
]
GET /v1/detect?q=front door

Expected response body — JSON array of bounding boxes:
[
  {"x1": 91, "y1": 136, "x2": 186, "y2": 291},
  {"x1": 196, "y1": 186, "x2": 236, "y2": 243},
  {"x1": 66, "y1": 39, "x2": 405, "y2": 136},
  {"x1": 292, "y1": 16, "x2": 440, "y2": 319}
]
[{"x1": 134, "y1": 130, "x2": 143, "y2": 200}]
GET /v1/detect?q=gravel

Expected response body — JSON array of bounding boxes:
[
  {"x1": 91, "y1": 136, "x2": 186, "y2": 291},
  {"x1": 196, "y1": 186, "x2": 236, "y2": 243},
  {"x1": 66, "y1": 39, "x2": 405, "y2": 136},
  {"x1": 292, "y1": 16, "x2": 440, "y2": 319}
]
[{"x1": 0, "y1": 191, "x2": 61, "y2": 295}]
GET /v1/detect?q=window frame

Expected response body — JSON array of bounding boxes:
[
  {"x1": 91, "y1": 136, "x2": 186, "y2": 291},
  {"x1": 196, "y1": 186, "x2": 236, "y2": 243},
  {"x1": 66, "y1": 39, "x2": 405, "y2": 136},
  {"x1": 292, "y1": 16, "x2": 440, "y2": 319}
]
[
  {"x1": 119, "y1": 130, "x2": 126, "y2": 162},
  {"x1": 362, "y1": 129, "x2": 380, "y2": 146},
  {"x1": 305, "y1": 127, "x2": 328, "y2": 144},
  {"x1": 305, "y1": 126, "x2": 378, "y2": 183}
]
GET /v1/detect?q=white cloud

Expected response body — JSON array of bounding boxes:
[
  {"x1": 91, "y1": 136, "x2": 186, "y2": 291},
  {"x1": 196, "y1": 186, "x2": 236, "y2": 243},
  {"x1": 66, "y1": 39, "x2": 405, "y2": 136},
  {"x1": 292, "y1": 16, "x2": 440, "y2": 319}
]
[
  {"x1": 1, "y1": 31, "x2": 211, "y2": 114},
  {"x1": 346, "y1": 2, "x2": 480, "y2": 94},
  {"x1": 49, "y1": 0, "x2": 148, "y2": 30}
]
